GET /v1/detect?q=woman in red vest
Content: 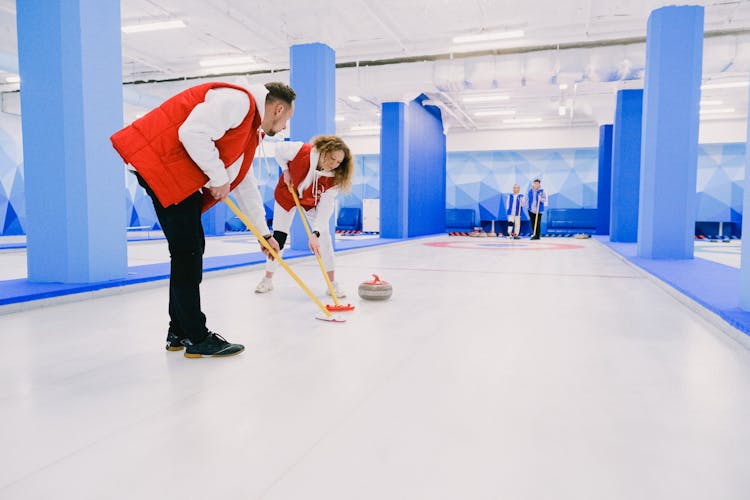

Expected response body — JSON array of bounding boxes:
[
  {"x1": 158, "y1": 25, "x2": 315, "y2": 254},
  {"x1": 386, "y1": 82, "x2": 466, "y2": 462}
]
[
  {"x1": 111, "y1": 82, "x2": 295, "y2": 358},
  {"x1": 255, "y1": 135, "x2": 353, "y2": 297}
]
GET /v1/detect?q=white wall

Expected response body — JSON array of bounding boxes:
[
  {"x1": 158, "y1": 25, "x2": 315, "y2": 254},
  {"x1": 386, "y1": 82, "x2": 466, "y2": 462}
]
[
  {"x1": 699, "y1": 119, "x2": 747, "y2": 144},
  {"x1": 341, "y1": 118, "x2": 748, "y2": 157},
  {"x1": 446, "y1": 126, "x2": 600, "y2": 151},
  {"x1": 341, "y1": 125, "x2": 601, "y2": 156}
]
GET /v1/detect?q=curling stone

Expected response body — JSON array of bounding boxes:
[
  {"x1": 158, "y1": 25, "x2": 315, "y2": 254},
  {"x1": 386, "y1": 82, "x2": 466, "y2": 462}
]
[
  {"x1": 358, "y1": 274, "x2": 393, "y2": 301},
  {"x1": 574, "y1": 233, "x2": 591, "y2": 239}
]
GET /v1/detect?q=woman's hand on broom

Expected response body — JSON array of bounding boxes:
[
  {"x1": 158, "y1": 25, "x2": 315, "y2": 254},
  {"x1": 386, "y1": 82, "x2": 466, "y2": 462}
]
[
  {"x1": 261, "y1": 235, "x2": 280, "y2": 260},
  {"x1": 308, "y1": 233, "x2": 321, "y2": 255}
]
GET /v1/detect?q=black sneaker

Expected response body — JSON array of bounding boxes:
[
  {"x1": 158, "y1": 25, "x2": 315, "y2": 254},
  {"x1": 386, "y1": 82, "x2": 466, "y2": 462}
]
[
  {"x1": 166, "y1": 330, "x2": 184, "y2": 352},
  {"x1": 183, "y1": 332, "x2": 244, "y2": 358}
]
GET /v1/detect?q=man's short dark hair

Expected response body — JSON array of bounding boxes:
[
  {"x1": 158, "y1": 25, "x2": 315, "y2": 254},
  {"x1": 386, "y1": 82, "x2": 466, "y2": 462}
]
[
  {"x1": 265, "y1": 82, "x2": 296, "y2": 106},
  {"x1": 533, "y1": 178, "x2": 541, "y2": 183}
]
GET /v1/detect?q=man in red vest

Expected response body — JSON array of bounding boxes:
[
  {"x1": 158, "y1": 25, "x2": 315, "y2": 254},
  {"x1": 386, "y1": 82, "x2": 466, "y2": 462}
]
[{"x1": 111, "y1": 81, "x2": 295, "y2": 358}]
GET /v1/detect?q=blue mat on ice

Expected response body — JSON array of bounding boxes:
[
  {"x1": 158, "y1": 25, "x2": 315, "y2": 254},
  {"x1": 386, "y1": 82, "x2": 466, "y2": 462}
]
[
  {"x1": 0, "y1": 236, "x2": 401, "y2": 306},
  {"x1": 598, "y1": 237, "x2": 750, "y2": 337}
]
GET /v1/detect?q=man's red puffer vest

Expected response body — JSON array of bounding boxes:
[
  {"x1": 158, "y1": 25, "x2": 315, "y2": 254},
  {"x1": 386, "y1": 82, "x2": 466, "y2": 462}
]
[
  {"x1": 275, "y1": 144, "x2": 336, "y2": 211},
  {"x1": 110, "y1": 82, "x2": 261, "y2": 212}
]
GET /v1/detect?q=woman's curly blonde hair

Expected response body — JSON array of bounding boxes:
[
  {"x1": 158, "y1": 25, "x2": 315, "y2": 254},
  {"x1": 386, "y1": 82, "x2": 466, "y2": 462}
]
[{"x1": 312, "y1": 135, "x2": 354, "y2": 193}]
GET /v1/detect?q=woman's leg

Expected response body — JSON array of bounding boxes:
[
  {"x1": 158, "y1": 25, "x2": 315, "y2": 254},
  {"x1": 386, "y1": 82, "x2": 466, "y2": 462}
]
[{"x1": 256, "y1": 203, "x2": 295, "y2": 292}]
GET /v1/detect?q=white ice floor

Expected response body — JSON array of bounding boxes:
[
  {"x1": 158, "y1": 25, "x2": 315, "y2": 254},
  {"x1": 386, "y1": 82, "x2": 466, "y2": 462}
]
[{"x1": 1, "y1": 235, "x2": 750, "y2": 499}]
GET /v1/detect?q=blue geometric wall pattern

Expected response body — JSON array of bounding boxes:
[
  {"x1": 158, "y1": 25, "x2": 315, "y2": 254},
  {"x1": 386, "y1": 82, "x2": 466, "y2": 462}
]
[
  {"x1": 446, "y1": 148, "x2": 599, "y2": 222},
  {"x1": 250, "y1": 155, "x2": 282, "y2": 221},
  {"x1": 338, "y1": 154, "x2": 380, "y2": 210},
  {"x1": 0, "y1": 125, "x2": 25, "y2": 236},
  {"x1": 1, "y1": 141, "x2": 748, "y2": 235},
  {"x1": 696, "y1": 143, "x2": 745, "y2": 222}
]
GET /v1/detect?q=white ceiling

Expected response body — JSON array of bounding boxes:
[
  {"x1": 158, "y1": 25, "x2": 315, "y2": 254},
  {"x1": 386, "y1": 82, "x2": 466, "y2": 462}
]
[{"x1": 1, "y1": 0, "x2": 750, "y2": 134}]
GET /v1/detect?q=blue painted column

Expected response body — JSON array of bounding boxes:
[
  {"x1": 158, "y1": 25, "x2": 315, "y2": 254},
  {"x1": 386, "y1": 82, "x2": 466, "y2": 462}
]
[
  {"x1": 380, "y1": 102, "x2": 408, "y2": 238},
  {"x1": 17, "y1": 0, "x2": 126, "y2": 283},
  {"x1": 637, "y1": 6, "x2": 704, "y2": 259},
  {"x1": 739, "y1": 83, "x2": 750, "y2": 309},
  {"x1": 379, "y1": 97, "x2": 445, "y2": 239},
  {"x1": 596, "y1": 124, "x2": 613, "y2": 235},
  {"x1": 289, "y1": 43, "x2": 335, "y2": 250},
  {"x1": 201, "y1": 202, "x2": 226, "y2": 236},
  {"x1": 407, "y1": 96, "x2": 446, "y2": 236},
  {"x1": 610, "y1": 89, "x2": 643, "y2": 243}
]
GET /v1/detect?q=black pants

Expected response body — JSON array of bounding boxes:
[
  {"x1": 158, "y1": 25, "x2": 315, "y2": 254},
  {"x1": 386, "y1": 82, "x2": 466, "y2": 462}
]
[
  {"x1": 136, "y1": 174, "x2": 208, "y2": 342},
  {"x1": 529, "y1": 211, "x2": 542, "y2": 238}
]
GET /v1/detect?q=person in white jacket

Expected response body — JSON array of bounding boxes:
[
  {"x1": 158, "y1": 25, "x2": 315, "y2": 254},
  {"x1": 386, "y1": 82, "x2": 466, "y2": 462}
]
[{"x1": 255, "y1": 135, "x2": 353, "y2": 298}]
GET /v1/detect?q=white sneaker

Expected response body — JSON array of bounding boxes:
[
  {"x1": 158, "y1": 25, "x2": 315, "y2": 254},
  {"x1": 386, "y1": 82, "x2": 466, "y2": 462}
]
[
  {"x1": 255, "y1": 277, "x2": 274, "y2": 294},
  {"x1": 326, "y1": 281, "x2": 346, "y2": 298}
]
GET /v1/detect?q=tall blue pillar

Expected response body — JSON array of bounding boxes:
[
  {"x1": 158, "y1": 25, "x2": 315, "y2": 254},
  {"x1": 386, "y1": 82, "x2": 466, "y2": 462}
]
[
  {"x1": 739, "y1": 82, "x2": 750, "y2": 309},
  {"x1": 289, "y1": 43, "x2": 335, "y2": 250},
  {"x1": 380, "y1": 96, "x2": 445, "y2": 239},
  {"x1": 610, "y1": 89, "x2": 643, "y2": 243},
  {"x1": 201, "y1": 202, "x2": 226, "y2": 236},
  {"x1": 407, "y1": 96, "x2": 446, "y2": 236},
  {"x1": 596, "y1": 124, "x2": 613, "y2": 235},
  {"x1": 637, "y1": 6, "x2": 704, "y2": 259},
  {"x1": 17, "y1": 0, "x2": 127, "y2": 283},
  {"x1": 380, "y1": 102, "x2": 408, "y2": 239}
]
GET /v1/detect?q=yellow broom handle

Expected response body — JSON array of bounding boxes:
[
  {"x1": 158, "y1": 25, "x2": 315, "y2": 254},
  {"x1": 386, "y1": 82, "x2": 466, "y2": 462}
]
[
  {"x1": 287, "y1": 184, "x2": 340, "y2": 305},
  {"x1": 223, "y1": 197, "x2": 332, "y2": 317}
]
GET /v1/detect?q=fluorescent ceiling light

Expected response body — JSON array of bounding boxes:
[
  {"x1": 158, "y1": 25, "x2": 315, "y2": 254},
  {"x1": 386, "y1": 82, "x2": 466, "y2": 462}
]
[
  {"x1": 335, "y1": 115, "x2": 345, "y2": 121},
  {"x1": 699, "y1": 107, "x2": 735, "y2": 114},
  {"x1": 462, "y1": 95, "x2": 510, "y2": 103},
  {"x1": 5, "y1": 75, "x2": 20, "y2": 83},
  {"x1": 559, "y1": 84, "x2": 569, "y2": 90},
  {"x1": 451, "y1": 41, "x2": 525, "y2": 53},
  {"x1": 453, "y1": 30, "x2": 524, "y2": 44},
  {"x1": 122, "y1": 20, "x2": 186, "y2": 33},
  {"x1": 350, "y1": 124, "x2": 381, "y2": 131},
  {"x1": 558, "y1": 106, "x2": 567, "y2": 116},
  {"x1": 701, "y1": 81, "x2": 749, "y2": 90},
  {"x1": 474, "y1": 110, "x2": 516, "y2": 117},
  {"x1": 201, "y1": 64, "x2": 266, "y2": 75},
  {"x1": 699, "y1": 100, "x2": 723, "y2": 106},
  {"x1": 348, "y1": 95, "x2": 362, "y2": 102},
  {"x1": 200, "y1": 56, "x2": 256, "y2": 67},
  {"x1": 503, "y1": 117, "x2": 543, "y2": 124}
]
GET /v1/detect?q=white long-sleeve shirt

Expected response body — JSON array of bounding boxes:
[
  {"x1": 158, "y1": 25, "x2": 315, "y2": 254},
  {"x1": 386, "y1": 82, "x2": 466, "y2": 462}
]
[
  {"x1": 177, "y1": 86, "x2": 271, "y2": 235},
  {"x1": 274, "y1": 141, "x2": 339, "y2": 233}
]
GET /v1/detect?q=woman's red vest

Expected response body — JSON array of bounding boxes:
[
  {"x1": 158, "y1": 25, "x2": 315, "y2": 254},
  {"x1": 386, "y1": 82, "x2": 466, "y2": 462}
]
[
  {"x1": 110, "y1": 82, "x2": 261, "y2": 212},
  {"x1": 274, "y1": 144, "x2": 335, "y2": 211}
]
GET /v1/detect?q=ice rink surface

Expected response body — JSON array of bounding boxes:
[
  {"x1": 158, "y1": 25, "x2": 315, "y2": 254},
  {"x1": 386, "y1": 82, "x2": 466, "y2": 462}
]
[{"x1": 1, "y1": 235, "x2": 749, "y2": 499}]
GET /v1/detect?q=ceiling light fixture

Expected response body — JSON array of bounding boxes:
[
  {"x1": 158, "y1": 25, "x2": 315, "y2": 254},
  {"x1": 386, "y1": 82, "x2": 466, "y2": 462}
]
[
  {"x1": 121, "y1": 20, "x2": 186, "y2": 34},
  {"x1": 5, "y1": 75, "x2": 20, "y2": 83},
  {"x1": 335, "y1": 116, "x2": 345, "y2": 121},
  {"x1": 348, "y1": 95, "x2": 363, "y2": 102},
  {"x1": 462, "y1": 95, "x2": 510, "y2": 103},
  {"x1": 200, "y1": 64, "x2": 265, "y2": 75},
  {"x1": 701, "y1": 81, "x2": 749, "y2": 90},
  {"x1": 473, "y1": 110, "x2": 516, "y2": 117},
  {"x1": 699, "y1": 107, "x2": 735, "y2": 114},
  {"x1": 453, "y1": 29, "x2": 525, "y2": 44},
  {"x1": 199, "y1": 56, "x2": 256, "y2": 67},
  {"x1": 350, "y1": 124, "x2": 381, "y2": 131},
  {"x1": 503, "y1": 117, "x2": 543, "y2": 124},
  {"x1": 558, "y1": 106, "x2": 567, "y2": 116},
  {"x1": 699, "y1": 100, "x2": 723, "y2": 106}
]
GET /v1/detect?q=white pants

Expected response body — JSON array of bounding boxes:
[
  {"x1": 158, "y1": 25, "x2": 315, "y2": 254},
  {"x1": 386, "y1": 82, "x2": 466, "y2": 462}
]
[
  {"x1": 507, "y1": 215, "x2": 521, "y2": 235},
  {"x1": 266, "y1": 201, "x2": 335, "y2": 272}
]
